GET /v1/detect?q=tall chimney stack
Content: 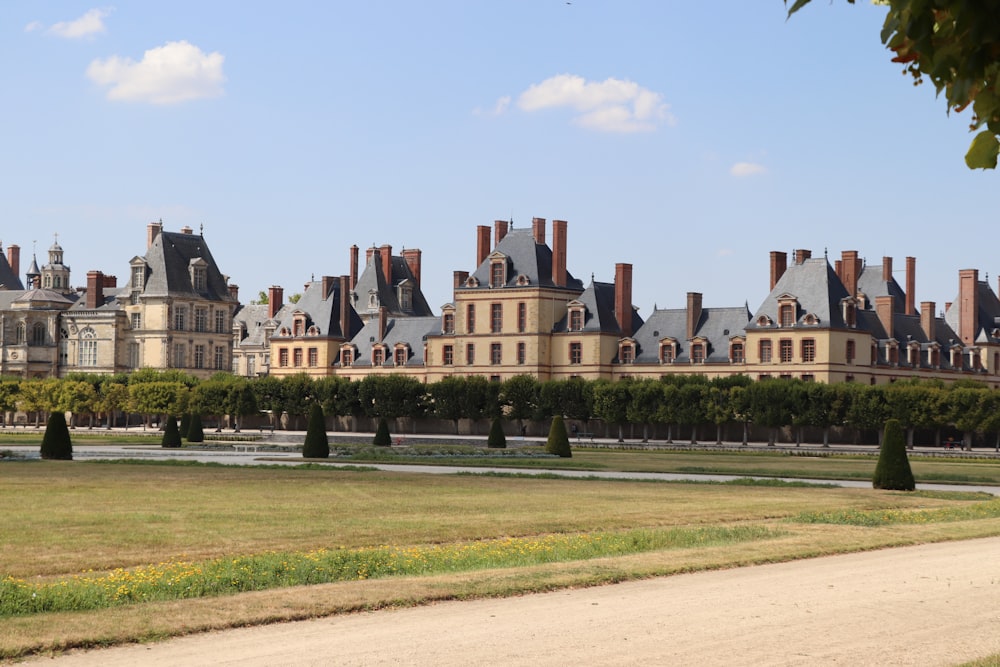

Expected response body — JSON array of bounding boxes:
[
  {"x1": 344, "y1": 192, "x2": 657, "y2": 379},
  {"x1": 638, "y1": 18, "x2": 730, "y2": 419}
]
[
  {"x1": 794, "y1": 249, "x2": 811, "y2": 265},
  {"x1": 615, "y1": 263, "x2": 633, "y2": 338},
  {"x1": 494, "y1": 220, "x2": 509, "y2": 245},
  {"x1": 378, "y1": 306, "x2": 388, "y2": 343},
  {"x1": 920, "y1": 301, "x2": 936, "y2": 341},
  {"x1": 180, "y1": 226, "x2": 193, "y2": 235},
  {"x1": 841, "y1": 250, "x2": 860, "y2": 297},
  {"x1": 958, "y1": 269, "x2": 978, "y2": 346},
  {"x1": 551, "y1": 219, "x2": 567, "y2": 287},
  {"x1": 147, "y1": 221, "x2": 163, "y2": 249},
  {"x1": 476, "y1": 225, "x2": 490, "y2": 267},
  {"x1": 228, "y1": 283, "x2": 239, "y2": 302},
  {"x1": 687, "y1": 292, "x2": 703, "y2": 341},
  {"x1": 321, "y1": 275, "x2": 335, "y2": 301},
  {"x1": 905, "y1": 256, "x2": 916, "y2": 315},
  {"x1": 401, "y1": 248, "x2": 422, "y2": 287},
  {"x1": 379, "y1": 245, "x2": 392, "y2": 284},
  {"x1": 267, "y1": 285, "x2": 284, "y2": 320},
  {"x1": 532, "y1": 217, "x2": 546, "y2": 245},
  {"x1": 86, "y1": 271, "x2": 104, "y2": 309},
  {"x1": 350, "y1": 245, "x2": 359, "y2": 291},
  {"x1": 882, "y1": 256, "x2": 893, "y2": 282},
  {"x1": 7, "y1": 244, "x2": 19, "y2": 279},
  {"x1": 875, "y1": 295, "x2": 894, "y2": 339},
  {"x1": 769, "y1": 251, "x2": 787, "y2": 291},
  {"x1": 454, "y1": 270, "x2": 469, "y2": 289}
]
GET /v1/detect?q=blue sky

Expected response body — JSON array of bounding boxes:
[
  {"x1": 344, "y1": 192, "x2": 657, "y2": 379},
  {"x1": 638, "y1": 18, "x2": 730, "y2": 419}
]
[{"x1": 0, "y1": 2, "x2": 992, "y2": 318}]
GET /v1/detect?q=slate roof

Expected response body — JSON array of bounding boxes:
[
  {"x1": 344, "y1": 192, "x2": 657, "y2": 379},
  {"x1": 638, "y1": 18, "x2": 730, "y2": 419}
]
[
  {"x1": 348, "y1": 315, "x2": 440, "y2": 367},
  {"x1": 273, "y1": 279, "x2": 363, "y2": 340},
  {"x1": 134, "y1": 231, "x2": 231, "y2": 301},
  {"x1": 464, "y1": 227, "x2": 584, "y2": 291},
  {"x1": 856, "y1": 263, "x2": 907, "y2": 313},
  {"x1": 632, "y1": 305, "x2": 751, "y2": 363},
  {"x1": 553, "y1": 280, "x2": 643, "y2": 334},
  {"x1": 351, "y1": 250, "x2": 433, "y2": 318},
  {"x1": 13, "y1": 288, "x2": 76, "y2": 308},
  {"x1": 0, "y1": 251, "x2": 24, "y2": 291},
  {"x1": 747, "y1": 258, "x2": 851, "y2": 330},
  {"x1": 943, "y1": 278, "x2": 1000, "y2": 346}
]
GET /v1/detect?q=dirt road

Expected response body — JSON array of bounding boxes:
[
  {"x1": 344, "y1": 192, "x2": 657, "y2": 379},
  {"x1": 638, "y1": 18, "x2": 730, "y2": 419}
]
[{"x1": 23, "y1": 537, "x2": 1000, "y2": 666}]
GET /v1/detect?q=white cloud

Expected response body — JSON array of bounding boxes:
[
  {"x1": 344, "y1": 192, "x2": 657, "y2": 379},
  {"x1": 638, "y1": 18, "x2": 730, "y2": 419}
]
[
  {"x1": 47, "y1": 8, "x2": 112, "y2": 39},
  {"x1": 730, "y1": 162, "x2": 768, "y2": 177},
  {"x1": 475, "y1": 95, "x2": 510, "y2": 117},
  {"x1": 24, "y1": 21, "x2": 44, "y2": 33},
  {"x1": 86, "y1": 41, "x2": 225, "y2": 104},
  {"x1": 516, "y1": 74, "x2": 674, "y2": 132}
]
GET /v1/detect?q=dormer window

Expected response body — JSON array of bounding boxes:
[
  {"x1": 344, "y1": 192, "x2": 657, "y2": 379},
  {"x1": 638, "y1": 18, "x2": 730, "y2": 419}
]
[
  {"x1": 189, "y1": 258, "x2": 208, "y2": 292},
  {"x1": 729, "y1": 339, "x2": 745, "y2": 363},
  {"x1": 929, "y1": 346, "x2": 941, "y2": 368},
  {"x1": 132, "y1": 265, "x2": 145, "y2": 290},
  {"x1": 842, "y1": 300, "x2": 857, "y2": 327},
  {"x1": 756, "y1": 315, "x2": 773, "y2": 327},
  {"x1": 340, "y1": 346, "x2": 354, "y2": 367},
  {"x1": 619, "y1": 340, "x2": 635, "y2": 364},
  {"x1": 398, "y1": 284, "x2": 412, "y2": 310},
  {"x1": 293, "y1": 315, "x2": 306, "y2": 337},
  {"x1": 779, "y1": 304, "x2": 796, "y2": 327},
  {"x1": 372, "y1": 346, "x2": 385, "y2": 366},
  {"x1": 394, "y1": 345, "x2": 409, "y2": 366},
  {"x1": 442, "y1": 310, "x2": 455, "y2": 334},
  {"x1": 802, "y1": 313, "x2": 819, "y2": 326},
  {"x1": 368, "y1": 290, "x2": 379, "y2": 309},
  {"x1": 490, "y1": 259, "x2": 506, "y2": 288},
  {"x1": 660, "y1": 339, "x2": 677, "y2": 363},
  {"x1": 951, "y1": 347, "x2": 962, "y2": 368},
  {"x1": 516, "y1": 274, "x2": 530, "y2": 286},
  {"x1": 690, "y1": 342, "x2": 705, "y2": 363},
  {"x1": 465, "y1": 275, "x2": 479, "y2": 288},
  {"x1": 886, "y1": 341, "x2": 899, "y2": 365},
  {"x1": 907, "y1": 342, "x2": 920, "y2": 367},
  {"x1": 569, "y1": 307, "x2": 585, "y2": 332}
]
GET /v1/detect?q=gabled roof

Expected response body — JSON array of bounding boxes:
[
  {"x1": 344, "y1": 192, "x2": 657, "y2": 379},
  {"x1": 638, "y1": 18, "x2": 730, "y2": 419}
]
[
  {"x1": 273, "y1": 279, "x2": 363, "y2": 340},
  {"x1": 632, "y1": 305, "x2": 751, "y2": 363},
  {"x1": 348, "y1": 315, "x2": 440, "y2": 367},
  {"x1": 351, "y1": 250, "x2": 433, "y2": 318},
  {"x1": 748, "y1": 258, "x2": 850, "y2": 329},
  {"x1": 857, "y1": 263, "x2": 907, "y2": 313},
  {"x1": 553, "y1": 280, "x2": 643, "y2": 334},
  {"x1": 465, "y1": 227, "x2": 583, "y2": 291},
  {"x1": 133, "y1": 231, "x2": 231, "y2": 301},
  {"x1": 943, "y1": 278, "x2": 1000, "y2": 346}
]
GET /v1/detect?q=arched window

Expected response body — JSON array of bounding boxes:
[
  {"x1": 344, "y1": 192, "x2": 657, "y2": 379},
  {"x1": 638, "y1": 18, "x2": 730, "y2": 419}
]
[
  {"x1": 30, "y1": 322, "x2": 46, "y2": 346},
  {"x1": 79, "y1": 327, "x2": 98, "y2": 367},
  {"x1": 15, "y1": 321, "x2": 25, "y2": 345}
]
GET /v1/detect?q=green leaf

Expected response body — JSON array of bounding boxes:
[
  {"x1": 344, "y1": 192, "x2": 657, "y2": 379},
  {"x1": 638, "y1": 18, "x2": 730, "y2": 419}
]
[
  {"x1": 965, "y1": 130, "x2": 999, "y2": 170},
  {"x1": 785, "y1": 0, "x2": 813, "y2": 18}
]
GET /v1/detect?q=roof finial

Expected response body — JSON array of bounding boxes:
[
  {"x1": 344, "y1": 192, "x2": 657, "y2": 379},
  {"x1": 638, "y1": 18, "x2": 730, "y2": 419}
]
[{"x1": 199, "y1": 223, "x2": 204, "y2": 235}]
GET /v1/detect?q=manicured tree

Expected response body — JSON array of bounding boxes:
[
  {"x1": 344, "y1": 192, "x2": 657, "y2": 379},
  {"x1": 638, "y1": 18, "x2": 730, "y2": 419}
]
[
  {"x1": 179, "y1": 413, "x2": 191, "y2": 439},
  {"x1": 373, "y1": 416, "x2": 392, "y2": 446},
  {"x1": 545, "y1": 414, "x2": 572, "y2": 458},
  {"x1": 873, "y1": 419, "x2": 916, "y2": 491},
  {"x1": 187, "y1": 413, "x2": 205, "y2": 443},
  {"x1": 161, "y1": 415, "x2": 182, "y2": 448},
  {"x1": 302, "y1": 403, "x2": 329, "y2": 459},
  {"x1": 40, "y1": 411, "x2": 72, "y2": 460},
  {"x1": 487, "y1": 417, "x2": 506, "y2": 449}
]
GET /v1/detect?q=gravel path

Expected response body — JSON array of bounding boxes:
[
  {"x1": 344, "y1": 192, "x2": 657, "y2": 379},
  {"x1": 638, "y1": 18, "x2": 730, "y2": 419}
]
[{"x1": 25, "y1": 537, "x2": 1000, "y2": 667}]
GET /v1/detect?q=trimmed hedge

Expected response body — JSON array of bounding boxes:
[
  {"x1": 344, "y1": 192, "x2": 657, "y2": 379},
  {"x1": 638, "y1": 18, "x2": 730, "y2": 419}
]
[
  {"x1": 487, "y1": 418, "x2": 507, "y2": 449},
  {"x1": 161, "y1": 415, "x2": 182, "y2": 448},
  {"x1": 187, "y1": 414, "x2": 205, "y2": 443},
  {"x1": 545, "y1": 415, "x2": 572, "y2": 458},
  {"x1": 302, "y1": 403, "x2": 330, "y2": 459},
  {"x1": 373, "y1": 417, "x2": 392, "y2": 447},
  {"x1": 873, "y1": 418, "x2": 915, "y2": 491},
  {"x1": 40, "y1": 411, "x2": 73, "y2": 460}
]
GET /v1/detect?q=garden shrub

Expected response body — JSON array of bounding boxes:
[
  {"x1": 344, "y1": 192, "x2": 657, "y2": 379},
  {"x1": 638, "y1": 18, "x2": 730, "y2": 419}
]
[
  {"x1": 187, "y1": 414, "x2": 205, "y2": 443},
  {"x1": 873, "y1": 418, "x2": 915, "y2": 491},
  {"x1": 545, "y1": 415, "x2": 572, "y2": 458},
  {"x1": 161, "y1": 415, "x2": 182, "y2": 448},
  {"x1": 487, "y1": 417, "x2": 506, "y2": 449},
  {"x1": 40, "y1": 411, "x2": 73, "y2": 460},
  {"x1": 373, "y1": 417, "x2": 392, "y2": 446},
  {"x1": 302, "y1": 403, "x2": 330, "y2": 459},
  {"x1": 179, "y1": 413, "x2": 191, "y2": 439}
]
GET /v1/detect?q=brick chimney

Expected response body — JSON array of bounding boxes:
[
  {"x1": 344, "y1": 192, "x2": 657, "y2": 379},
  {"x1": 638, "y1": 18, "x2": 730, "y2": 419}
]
[
  {"x1": 841, "y1": 250, "x2": 860, "y2": 297},
  {"x1": 339, "y1": 276, "x2": 351, "y2": 339},
  {"x1": 401, "y1": 248, "x2": 421, "y2": 287},
  {"x1": 378, "y1": 306, "x2": 388, "y2": 342},
  {"x1": 103, "y1": 275, "x2": 117, "y2": 288},
  {"x1": 366, "y1": 246, "x2": 375, "y2": 266},
  {"x1": 379, "y1": 244, "x2": 393, "y2": 284},
  {"x1": 615, "y1": 263, "x2": 633, "y2": 338},
  {"x1": 350, "y1": 245, "x2": 359, "y2": 291},
  {"x1": 454, "y1": 270, "x2": 469, "y2": 289},
  {"x1": 476, "y1": 225, "x2": 490, "y2": 266},
  {"x1": 958, "y1": 269, "x2": 979, "y2": 346},
  {"x1": 905, "y1": 256, "x2": 916, "y2": 316},
  {"x1": 494, "y1": 220, "x2": 509, "y2": 245},
  {"x1": 147, "y1": 221, "x2": 163, "y2": 248},
  {"x1": 551, "y1": 219, "x2": 567, "y2": 287},
  {"x1": 228, "y1": 283, "x2": 239, "y2": 302},
  {"x1": 532, "y1": 217, "x2": 546, "y2": 245},
  {"x1": 875, "y1": 295, "x2": 894, "y2": 339},
  {"x1": 180, "y1": 226, "x2": 193, "y2": 235},
  {"x1": 7, "y1": 244, "x2": 19, "y2": 278},
  {"x1": 687, "y1": 292, "x2": 703, "y2": 340},
  {"x1": 769, "y1": 251, "x2": 787, "y2": 291},
  {"x1": 321, "y1": 275, "x2": 335, "y2": 301},
  {"x1": 882, "y1": 256, "x2": 893, "y2": 282},
  {"x1": 920, "y1": 301, "x2": 936, "y2": 341},
  {"x1": 86, "y1": 271, "x2": 104, "y2": 309},
  {"x1": 794, "y1": 249, "x2": 811, "y2": 265},
  {"x1": 267, "y1": 285, "x2": 284, "y2": 319}
]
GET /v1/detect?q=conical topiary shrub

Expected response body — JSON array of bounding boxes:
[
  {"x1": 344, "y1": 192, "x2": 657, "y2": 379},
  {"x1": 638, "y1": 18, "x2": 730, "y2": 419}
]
[
  {"x1": 487, "y1": 417, "x2": 506, "y2": 449},
  {"x1": 373, "y1": 417, "x2": 392, "y2": 446},
  {"x1": 187, "y1": 413, "x2": 205, "y2": 443},
  {"x1": 873, "y1": 418, "x2": 915, "y2": 491},
  {"x1": 180, "y1": 413, "x2": 191, "y2": 439},
  {"x1": 40, "y1": 411, "x2": 73, "y2": 460},
  {"x1": 545, "y1": 415, "x2": 572, "y2": 458},
  {"x1": 302, "y1": 403, "x2": 330, "y2": 459},
  {"x1": 161, "y1": 415, "x2": 182, "y2": 448}
]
